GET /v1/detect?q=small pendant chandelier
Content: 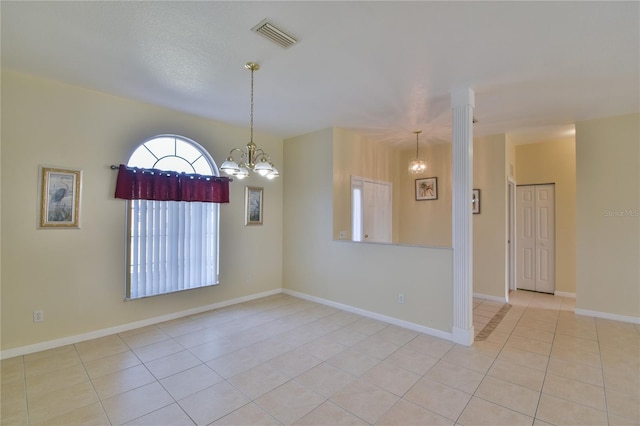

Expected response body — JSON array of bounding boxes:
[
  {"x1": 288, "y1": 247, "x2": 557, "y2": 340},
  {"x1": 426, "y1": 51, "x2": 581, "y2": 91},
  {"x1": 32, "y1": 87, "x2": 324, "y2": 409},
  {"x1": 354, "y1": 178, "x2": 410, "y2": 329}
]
[
  {"x1": 408, "y1": 130, "x2": 427, "y2": 174},
  {"x1": 220, "y1": 62, "x2": 279, "y2": 180}
]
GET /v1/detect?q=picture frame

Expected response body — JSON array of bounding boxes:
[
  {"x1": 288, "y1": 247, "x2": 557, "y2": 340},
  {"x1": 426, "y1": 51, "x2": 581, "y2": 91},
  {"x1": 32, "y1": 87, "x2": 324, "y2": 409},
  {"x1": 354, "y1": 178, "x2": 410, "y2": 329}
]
[
  {"x1": 415, "y1": 177, "x2": 438, "y2": 201},
  {"x1": 472, "y1": 189, "x2": 481, "y2": 214},
  {"x1": 40, "y1": 166, "x2": 82, "y2": 228},
  {"x1": 245, "y1": 186, "x2": 264, "y2": 225}
]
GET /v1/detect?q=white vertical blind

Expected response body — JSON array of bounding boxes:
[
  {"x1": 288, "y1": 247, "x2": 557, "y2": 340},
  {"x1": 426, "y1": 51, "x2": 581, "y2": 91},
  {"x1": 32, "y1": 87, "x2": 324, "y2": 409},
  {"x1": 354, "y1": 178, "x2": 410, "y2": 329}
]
[{"x1": 126, "y1": 200, "x2": 219, "y2": 299}]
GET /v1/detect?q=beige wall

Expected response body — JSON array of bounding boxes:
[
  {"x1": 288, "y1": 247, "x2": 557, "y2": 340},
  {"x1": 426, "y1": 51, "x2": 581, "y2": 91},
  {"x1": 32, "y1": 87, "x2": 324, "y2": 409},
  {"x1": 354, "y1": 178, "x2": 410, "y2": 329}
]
[
  {"x1": 332, "y1": 128, "x2": 400, "y2": 242},
  {"x1": 516, "y1": 138, "x2": 577, "y2": 294},
  {"x1": 473, "y1": 134, "x2": 509, "y2": 300},
  {"x1": 284, "y1": 129, "x2": 454, "y2": 334},
  {"x1": 398, "y1": 143, "x2": 452, "y2": 247},
  {"x1": 575, "y1": 113, "x2": 639, "y2": 319},
  {"x1": 506, "y1": 135, "x2": 517, "y2": 182},
  {"x1": 1, "y1": 71, "x2": 284, "y2": 351}
]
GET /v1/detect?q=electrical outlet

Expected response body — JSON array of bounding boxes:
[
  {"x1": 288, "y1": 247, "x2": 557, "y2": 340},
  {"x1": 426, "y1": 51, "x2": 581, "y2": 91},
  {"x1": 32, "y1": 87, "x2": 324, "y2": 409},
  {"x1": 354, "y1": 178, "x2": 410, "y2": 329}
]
[
  {"x1": 398, "y1": 293, "x2": 405, "y2": 304},
  {"x1": 246, "y1": 274, "x2": 253, "y2": 283},
  {"x1": 33, "y1": 310, "x2": 44, "y2": 322}
]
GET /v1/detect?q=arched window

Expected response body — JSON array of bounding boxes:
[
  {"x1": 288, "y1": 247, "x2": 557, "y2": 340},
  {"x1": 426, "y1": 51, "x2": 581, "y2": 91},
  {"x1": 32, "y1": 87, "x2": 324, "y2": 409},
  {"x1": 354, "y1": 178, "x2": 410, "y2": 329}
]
[
  {"x1": 127, "y1": 134, "x2": 218, "y2": 175},
  {"x1": 124, "y1": 135, "x2": 221, "y2": 299}
]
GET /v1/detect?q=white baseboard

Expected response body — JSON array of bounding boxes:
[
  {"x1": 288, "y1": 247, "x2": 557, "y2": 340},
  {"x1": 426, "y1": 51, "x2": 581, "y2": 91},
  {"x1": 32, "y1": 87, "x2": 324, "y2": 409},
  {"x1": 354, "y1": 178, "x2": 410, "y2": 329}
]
[
  {"x1": 554, "y1": 291, "x2": 576, "y2": 298},
  {"x1": 0, "y1": 289, "x2": 282, "y2": 360},
  {"x1": 575, "y1": 308, "x2": 640, "y2": 325},
  {"x1": 473, "y1": 293, "x2": 508, "y2": 304},
  {"x1": 282, "y1": 288, "x2": 454, "y2": 342}
]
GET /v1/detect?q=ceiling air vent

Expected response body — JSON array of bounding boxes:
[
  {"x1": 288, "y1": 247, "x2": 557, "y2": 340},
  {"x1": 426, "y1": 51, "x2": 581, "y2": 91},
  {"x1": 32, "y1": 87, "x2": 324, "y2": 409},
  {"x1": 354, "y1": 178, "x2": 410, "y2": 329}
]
[{"x1": 251, "y1": 19, "x2": 298, "y2": 49}]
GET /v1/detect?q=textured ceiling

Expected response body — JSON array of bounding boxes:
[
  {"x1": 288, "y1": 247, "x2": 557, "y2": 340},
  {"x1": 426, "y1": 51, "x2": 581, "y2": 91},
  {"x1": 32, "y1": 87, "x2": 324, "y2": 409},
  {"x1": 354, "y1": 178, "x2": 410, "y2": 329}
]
[{"x1": 2, "y1": 1, "x2": 638, "y2": 147}]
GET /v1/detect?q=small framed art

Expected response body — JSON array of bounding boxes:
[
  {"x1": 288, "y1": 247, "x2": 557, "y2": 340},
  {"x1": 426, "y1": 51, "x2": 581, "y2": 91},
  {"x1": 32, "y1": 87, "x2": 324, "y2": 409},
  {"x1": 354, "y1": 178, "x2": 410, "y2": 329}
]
[
  {"x1": 416, "y1": 177, "x2": 438, "y2": 201},
  {"x1": 245, "y1": 186, "x2": 263, "y2": 225},
  {"x1": 472, "y1": 189, "x2": 481, "y2": 214},
  {"x1": 40, "y1": 166, "x2": 82, "y2": 228}
]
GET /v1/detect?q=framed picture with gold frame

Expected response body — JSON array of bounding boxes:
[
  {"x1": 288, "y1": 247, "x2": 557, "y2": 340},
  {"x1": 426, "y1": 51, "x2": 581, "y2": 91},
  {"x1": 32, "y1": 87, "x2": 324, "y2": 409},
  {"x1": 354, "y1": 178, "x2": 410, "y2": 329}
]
[
  {"x1": 245, "y1": 186, "x2": 263, "y2": 225},
  {"x1": 40, "y1": 166, "x2": 82, "y2": 228}
]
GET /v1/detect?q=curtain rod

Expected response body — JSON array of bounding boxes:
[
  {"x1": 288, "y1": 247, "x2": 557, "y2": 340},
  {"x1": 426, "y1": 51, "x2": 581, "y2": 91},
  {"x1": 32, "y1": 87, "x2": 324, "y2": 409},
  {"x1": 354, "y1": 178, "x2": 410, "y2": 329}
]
[{"x1": 110, "y1": 165, "x2": 233, "y2": 182}]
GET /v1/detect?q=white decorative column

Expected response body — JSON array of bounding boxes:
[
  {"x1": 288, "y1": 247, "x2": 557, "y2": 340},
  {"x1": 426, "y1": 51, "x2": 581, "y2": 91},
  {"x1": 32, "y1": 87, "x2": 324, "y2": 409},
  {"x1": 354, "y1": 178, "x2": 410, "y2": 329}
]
[{"x1": 451, "y1": 87, "x2": 475, "y2": 346}]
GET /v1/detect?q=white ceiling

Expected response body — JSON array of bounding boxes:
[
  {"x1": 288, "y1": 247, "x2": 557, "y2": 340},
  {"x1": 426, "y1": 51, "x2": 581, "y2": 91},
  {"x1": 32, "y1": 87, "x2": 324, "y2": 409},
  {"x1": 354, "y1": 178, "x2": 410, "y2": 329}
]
[{"x1": 2, "y1": 1, "x2": 638, "y2": 147}]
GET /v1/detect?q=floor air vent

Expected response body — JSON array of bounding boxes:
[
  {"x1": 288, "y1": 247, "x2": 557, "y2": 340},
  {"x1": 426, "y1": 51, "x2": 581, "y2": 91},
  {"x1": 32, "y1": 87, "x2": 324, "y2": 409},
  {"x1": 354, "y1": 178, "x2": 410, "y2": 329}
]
[{"x1": 252, "y1": 19, "x2": 298, "y2": 49}]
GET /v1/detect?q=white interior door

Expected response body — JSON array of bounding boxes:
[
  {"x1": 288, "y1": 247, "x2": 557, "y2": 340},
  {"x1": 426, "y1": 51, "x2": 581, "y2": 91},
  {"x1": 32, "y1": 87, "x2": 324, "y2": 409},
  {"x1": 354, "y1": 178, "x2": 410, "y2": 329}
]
[
  {"x1": 363, "y1": 180, "x2": 392, "y2": 243},
  {"x1": 516, "y1": 184, "x2": 555, "y2": 293},
  {"x1": 351, "y1": 176, "x2": 392, "y2": 243},
  {"x1": 535, "y1": 185, "x2": 555, "y2": 293},
  {"x1": 517, "y1": 186, "x2": 536, "y2": 291}
]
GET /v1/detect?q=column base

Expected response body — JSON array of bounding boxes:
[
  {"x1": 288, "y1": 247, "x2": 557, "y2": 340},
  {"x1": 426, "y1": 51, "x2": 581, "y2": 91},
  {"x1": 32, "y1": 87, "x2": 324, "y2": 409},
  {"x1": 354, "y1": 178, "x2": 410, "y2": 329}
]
[{"x1": 452, "y1": 326, "x2": 475, "y2": 346}]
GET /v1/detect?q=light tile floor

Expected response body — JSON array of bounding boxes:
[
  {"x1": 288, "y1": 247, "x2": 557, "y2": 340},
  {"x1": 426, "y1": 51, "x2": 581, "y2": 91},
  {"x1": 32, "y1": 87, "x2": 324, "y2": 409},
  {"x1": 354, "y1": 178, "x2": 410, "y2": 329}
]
[{"x1": 1, "y1": 290, "x2": 639, "y2": 425}]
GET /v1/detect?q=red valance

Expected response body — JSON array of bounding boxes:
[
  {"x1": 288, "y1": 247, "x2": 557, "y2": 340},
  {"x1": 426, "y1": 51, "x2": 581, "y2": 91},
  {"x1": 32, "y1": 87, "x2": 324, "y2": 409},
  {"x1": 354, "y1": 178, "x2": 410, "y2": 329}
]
[{"x1": 114, "y1": 165, "x2": 229, "y2": 203}]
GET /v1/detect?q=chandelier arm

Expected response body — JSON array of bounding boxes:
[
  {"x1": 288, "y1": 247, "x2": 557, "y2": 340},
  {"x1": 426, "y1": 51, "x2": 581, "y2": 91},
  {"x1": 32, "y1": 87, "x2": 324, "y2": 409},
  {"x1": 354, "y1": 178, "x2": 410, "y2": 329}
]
[
  {"x1": 253, "y1": 149, "x2": 270, "y2": 159},
  {"x1": 228, "y1": 147, "x2": 245, "y2": 157}
]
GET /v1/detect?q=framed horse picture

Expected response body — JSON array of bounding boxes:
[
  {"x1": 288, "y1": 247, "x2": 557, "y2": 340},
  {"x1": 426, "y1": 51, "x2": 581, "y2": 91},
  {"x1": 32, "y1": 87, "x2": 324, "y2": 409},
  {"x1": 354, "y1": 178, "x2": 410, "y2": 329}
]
[{"x1": 415, "y1": 177, "x2": 437, "y2": 201}]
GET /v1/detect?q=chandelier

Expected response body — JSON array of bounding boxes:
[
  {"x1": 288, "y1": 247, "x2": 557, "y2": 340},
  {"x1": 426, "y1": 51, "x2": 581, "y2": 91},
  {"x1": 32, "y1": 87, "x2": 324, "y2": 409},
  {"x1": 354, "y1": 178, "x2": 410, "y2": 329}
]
[
  {"x1": 408, "y1": 130, "x2": 427, "y2": 174},
  {"x1": 220, "y1": 62, "x2": 279, "y2": 180}
]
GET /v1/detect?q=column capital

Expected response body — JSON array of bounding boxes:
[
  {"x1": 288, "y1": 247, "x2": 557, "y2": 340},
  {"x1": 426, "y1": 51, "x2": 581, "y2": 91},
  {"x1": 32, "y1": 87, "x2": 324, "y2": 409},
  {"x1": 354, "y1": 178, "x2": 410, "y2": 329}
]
[{"x1": 451, "y1": 87, "x2": 475, "y2": 109}]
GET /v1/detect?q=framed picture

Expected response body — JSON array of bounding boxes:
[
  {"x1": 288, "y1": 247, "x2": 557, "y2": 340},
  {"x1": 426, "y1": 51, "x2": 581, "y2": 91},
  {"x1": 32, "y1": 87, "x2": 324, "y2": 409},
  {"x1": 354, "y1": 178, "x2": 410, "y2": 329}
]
[
  {"x1": 245, "y1": 186, "x2": 263, "y2": 225},
  {"x1": 40, "y1": 166, "x2": 82, "y2": 228},
  {"x1": 472, "y1": 189, "x2": 481, "y2": 214},
  {"x1": 415, "y1": 177, "x2": 438, "y2": 201}
]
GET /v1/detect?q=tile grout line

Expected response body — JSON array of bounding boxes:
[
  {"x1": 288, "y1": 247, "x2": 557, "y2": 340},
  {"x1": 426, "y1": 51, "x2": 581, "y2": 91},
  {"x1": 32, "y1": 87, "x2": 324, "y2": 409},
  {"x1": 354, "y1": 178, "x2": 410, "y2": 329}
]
[
  {"x1": 595, "y1": 318, "x2": 610, "y2": 426},
  {"x1": 529, "y1": 294, "x2": 552, "y2": 425},
  {"x1": 75, "y1": 343, "x2": 114, "y2": 425},
  {"x1": 22, "y1": 355, "x2": 31, "y2": 426}
]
